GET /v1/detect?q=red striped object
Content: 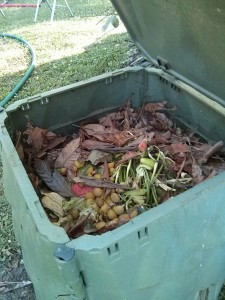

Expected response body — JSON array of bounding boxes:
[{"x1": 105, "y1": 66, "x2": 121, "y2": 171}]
[{"x1": 0, "y1": 3, "x2": 38, "y2": 7}]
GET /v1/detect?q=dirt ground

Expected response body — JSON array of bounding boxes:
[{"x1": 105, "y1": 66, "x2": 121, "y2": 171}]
[{"x1": 0, "y1": 254, "x2": 35, "y2": 299}]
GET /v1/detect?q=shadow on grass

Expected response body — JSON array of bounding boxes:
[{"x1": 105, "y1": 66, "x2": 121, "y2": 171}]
[{"x1": 1, "y1": 32, "x2": 130, "y2": 106}]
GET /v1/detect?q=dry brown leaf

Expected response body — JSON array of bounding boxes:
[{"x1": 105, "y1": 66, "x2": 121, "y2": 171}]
[
  {"x1": 99, "y1": 115, "x2": 115, "y2": 128},
  {"x1": 191, "y1": 155, "x2": 203, "y2": 183},
  {"x1": 87, "y1": 150, "x2": 112, "y2": 165},
  {"x1": 123, "y1": 106, "x2": 131, "y2": 130},
  {"x1": 168, "y1": 143, "x2": 191, "y2": 156},
  {"x1": 82, "y1": 139, "x2": 137, "y2": 152},
  {"x1": 102, "y1": 159, "x2": 109, "y2": 180},
  {"x1": 28, "y1": 172, "x2": 40, "y2": 190},
  {"x1": 116, "y1": 151, "x2": 140, "y2": 165},
  {"x1": 82, "y1": 124, "x2": 105, "y2": 136},
  {"x1": 81, "y1": 139, "x2": 114, "y2": 150},
  {"x1": 54, "y1": 138, "x2": 81, "y2": 168},
  {"x1": 127, "y1": 135, "x2": 146, "y2": 147},
  {"x1": 161, "y1": 130, "x2": 172, "y2": 140},
  {"x1": 24, "y1": 124, "x2": 47, "y2": 152},
  {"x1": 73, "y1": 176, "x2": 131, "y2": 190},
  {"x1": 151, "y1": 134, "x2": 171, "y2": 145},
  {"x1": 34, "y1": 159, "x2": 74, "y2": 197},
  {"x1": 37, "y1": 136, "x2": 67, "y2": 158},
  {"x1": 197, "y1": 141, "x2": 223, "y2": 165},
  {"x1": 24, "y1": 122, "x2": 67, "y2": 158},
  {"x1": 103, "y1": 131, "x2": 134, "y2": 147},
  {"x1": 87, "y1": 128, "x2": 135, "y2": 147},
  {"x1": 82, "y1": 124, "x2": 134, "y2": 146},
  {"x1": 68, "y1": 214, "x2": 90, "y2": 238},
  {"x1": 43, "y1": 133, "x2": 66, "y2": 148},
  {"x1": 150, "y1": 112, "x2": 173, "y2": 130},
  {"x1": 144, "y1": 101, "x2": 167, "y2": 112}
]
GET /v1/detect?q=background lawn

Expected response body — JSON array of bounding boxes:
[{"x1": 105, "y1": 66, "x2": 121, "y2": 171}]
[{"x1": 0, "y1": 0, "x2": 130, "y2": 105}]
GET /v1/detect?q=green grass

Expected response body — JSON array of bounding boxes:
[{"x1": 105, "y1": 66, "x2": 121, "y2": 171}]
[
  {"x1": 0, "y1": 1, "x2": 129, "y2": 104},
  {"x1": 0, "y1": 0, "x2": 130, "y2": 262},
  {"x1": 1, "y1": 31, "x2": 129, "y2": 103}
]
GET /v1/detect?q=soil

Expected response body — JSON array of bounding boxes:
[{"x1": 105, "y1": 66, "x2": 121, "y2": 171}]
[{"x1": 0, "y1": 254, "x2": 35, "y2": 300}]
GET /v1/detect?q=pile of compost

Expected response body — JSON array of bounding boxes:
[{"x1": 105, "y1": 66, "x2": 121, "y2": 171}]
[{"x1": 15, "y1": 100, "x2": 225, "y2": 238}]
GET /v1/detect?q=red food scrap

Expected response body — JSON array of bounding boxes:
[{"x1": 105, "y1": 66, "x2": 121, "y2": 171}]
[
  {"x1": 71, "y1": 183, "x2": 93, "y2": 197},
  {"x1": 138, "y1": 138, "x2": 148, "y2": 152}
]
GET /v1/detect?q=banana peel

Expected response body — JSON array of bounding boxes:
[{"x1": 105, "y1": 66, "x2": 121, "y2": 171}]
[{"x1": 41, "y1": 192, "x2": 66, "y2": 217}]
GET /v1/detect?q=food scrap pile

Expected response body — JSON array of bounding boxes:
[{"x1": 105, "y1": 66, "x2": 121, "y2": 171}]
[{"x1": 15, "y1": 100, "x2": 225, "y2": 238}]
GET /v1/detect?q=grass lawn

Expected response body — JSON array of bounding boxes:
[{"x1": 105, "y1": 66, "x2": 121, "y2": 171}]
[
  {"x1": 0, "y1": 0, "x2": 129, "y2": 105},
  {"x1": 0, "y1": 0, "x2": 130, "y2": 262}
]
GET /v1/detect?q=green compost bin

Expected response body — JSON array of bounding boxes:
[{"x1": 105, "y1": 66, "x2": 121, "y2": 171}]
[{"x1": 1, "y1": 1, "x2": 225, "y2": 299}]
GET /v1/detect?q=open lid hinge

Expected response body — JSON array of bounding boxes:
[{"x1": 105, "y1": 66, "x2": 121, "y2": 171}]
[{"x1": 157, "y1": 56, "x2": 170, "y2": 72}]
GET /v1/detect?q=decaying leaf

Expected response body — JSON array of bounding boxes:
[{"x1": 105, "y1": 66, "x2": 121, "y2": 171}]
[
  {"x1": 168, "y1": 143, "x2": 191, "y2": 156},
  {"x1": 73, "y1": 176, "x2": 131, "y2": 190},
  {"x1": 102, "y1": 130, "x2": 135, "y2": 147},
  {"x1": 81, "y1": 139, "x2": 137, "y2": 152},
  {"x1": 24, "y1": 122, "x2": 48, "y2": 151},
  {"x1": 81, "y1": 139, "x2": 113, "y2": 150},
  {"x1": 83, "y1": 125, "x2": 135, "y2": 147},
  {"x1": 149, "y1": 112, "x2": 173, "y2": 130},
  {"x1": 102, "y1": 159, "x2": 109, "y2": 180},
  {"x1": 116, "y1": 151, "x2": 141, "y2": 165},
  {"x1": 87, "y1": 150, "x2": 112, "y2": 165},
  {"x1": 54, "y1": 138, "x2": 81, "y2": 168},
  {"x1": 68, "y1": 214, "x2": 90, "y2": 238},
  {"x1": 34, "y1": 159, "x2": 73, "y2": 197},
  {"x1": 28, "y1": 172, "x2": 41, "y2": 190},
  {"x1": 81, "y1": 124, "x2": 105, "y2": 135},
  {"x1": 24, "y1": 121, "x2": 67, "y2": 158},
  {"x1": 144, "y1": 101, "x2": 167, "y2": 112},
  {"x1": 197, "y1": 141, "x2": 223, "y2": 165},
  {"x1": 191, "y1": 155, "x2": 204, "y2": 183}
]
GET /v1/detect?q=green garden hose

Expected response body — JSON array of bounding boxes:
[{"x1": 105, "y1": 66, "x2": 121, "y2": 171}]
[{"x1": 0, "y1": 33, "x2": 36, "y2": 107}]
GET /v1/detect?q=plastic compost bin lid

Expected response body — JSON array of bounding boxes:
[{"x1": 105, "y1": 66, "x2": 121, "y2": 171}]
[{"x1": 110, "y1": 0, "x2": 225, "y2": 105}]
